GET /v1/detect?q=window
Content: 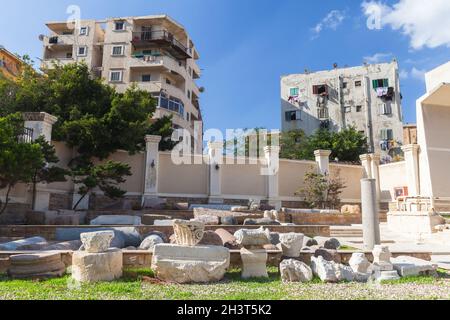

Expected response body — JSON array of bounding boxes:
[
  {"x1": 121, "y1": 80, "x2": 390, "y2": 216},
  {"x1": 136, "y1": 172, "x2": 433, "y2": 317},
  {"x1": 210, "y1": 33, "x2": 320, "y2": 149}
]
[
  {"x1": 142, "y1": 74, "x2": 151, "y2": 82},
  {"x1": 356, "y1": 105, "x2": 362, "y2": 112},
  {"x1": 285, "y1": 110, "x2": 301, "y2": 121},
  {"x1": 344, "y1": 106, "x2": 351, "y2": 113},
  {"x1": 77, "y1": 46, "x2": 87, "y2": 56},
  {"x1": 343, "y1": 82, "x2": 348, "y2": 89},
  {"x1": 290, "y1": 87, "x2": 299, "y2": 96},
  {"x1": 313, "y1": 84, "x2": 328, "y2": 95},
  {"x1": 111, "y1": 45, "x2": 124, "y2": 56},
  {"x1": 109, "y1": 70, "x2": 123, "y2": 82},
  {"x1": 186, "y1": 113, "x2": 190, "y2": 122},
  {"x1": 79, "y1": 27, "x2": 89, "y2": 36},
  {"x1": 372, "y1": 78, "x2": 389, "y2": 89},
  {"x1": 380, "y1": 103, "x2": 392, "y2": 115},
  {"x1": 380, "y1": 129, "x2": 394, "y2": 140},
  {"x1": 355, "y1": 81, "x2": 362, "y2": 87},
  {"x1": 142, "y1": 50, "x2": 152, "y2": 55},
  {"x1": 114, "y1": 21, "x2": 125, "y2": 31},
  {"x1": 187, "y1": 90, "x2": 191, "y2": 99},
  {"x1": 166, "y1": 78, "x2": 172, "y2": 85}
]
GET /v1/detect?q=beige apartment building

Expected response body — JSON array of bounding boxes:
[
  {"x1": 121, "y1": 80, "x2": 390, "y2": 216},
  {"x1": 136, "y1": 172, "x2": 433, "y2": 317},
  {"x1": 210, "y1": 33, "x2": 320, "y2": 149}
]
[
  {"x1": 281, "y1": 61, "x2": 404, "y2": 161},
  {"x1": 41, "y1": 15, "x2": 203, "y2": 153}
]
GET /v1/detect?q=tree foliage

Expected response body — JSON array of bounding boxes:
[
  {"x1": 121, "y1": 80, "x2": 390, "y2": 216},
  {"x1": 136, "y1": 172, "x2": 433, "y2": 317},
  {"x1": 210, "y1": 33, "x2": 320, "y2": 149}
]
[
  {"x1": 281, "y1": 127, "x2": 368, "y2": 163},
  {"x1": 295, "y1": 169, "x2": 346, "y2": 209}
]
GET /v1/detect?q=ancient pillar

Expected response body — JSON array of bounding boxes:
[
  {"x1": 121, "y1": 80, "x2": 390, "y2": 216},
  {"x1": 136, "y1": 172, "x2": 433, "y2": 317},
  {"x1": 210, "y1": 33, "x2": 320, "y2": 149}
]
[
  {"x1": 370, "y1": 153, "x2": 381, "y2": 204},
  {"x1": 401, "y1": 144, "x2": 420, "y2": 197},
  {"x1": 208, "y1": 141, "x2": 224, "y2": 204},
  {"x1": 141, "y1": 135, "x2": 162, "y2": 208},
  {"x1": 314, "y1": 150, "x2": 332, "y2": 175},
  {"x1": 264, "y1": 146, "x2": 281, "y2": 210},
  {"x1": 361, "y1": 178, "x2": 381, "y2": 250},
  {"x1": 359, "y1": 154, "x2": 372, "y2": 179}
]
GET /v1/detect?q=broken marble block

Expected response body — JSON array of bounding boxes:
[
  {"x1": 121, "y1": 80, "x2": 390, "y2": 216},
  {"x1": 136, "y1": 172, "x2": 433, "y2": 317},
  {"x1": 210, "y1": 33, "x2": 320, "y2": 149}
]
[
  {"x1": 0, "y1": 237, "x2": 48, "y2": 251},
  {"x1": 280, "y1": 259, "x2": 313, "y2": 283},
  {"x1": 311, "y1": 256, "x2": 338, "y2": 283},
  {"x1": 234, "y1": 227, "x2": 271, "y2": 248},
  {"x1": 373, "y1": 269, "x2": 400, "y2": 282},
  {"x1": 199, "y1": 231, "x2": 223, "y2": 246},
  {"x1": 154, "y1": 220, "x2": 174, "y2": 226},
  {"x1": 72, "y1": 249, "x2": 123, "y2": 283},
  {"x1": 240, "y1": 248, "x2": 268, "y2": 279},
  {"x1": 278, "y1": 233, "x2": 304, "y2": 258},
  {"x1": 215, "y1": 228, "x2": 241, "y2": 249},
  {"x1": 151, "y1": 244, "x2": 230, "y2": 283},
  {"x1": 43, "y1": 240, "x2": 82, "y2": 251},
  {"x1": 80, "y1": 231, "x2": 115, "y2": 253},
  {"x1": 335, "y1": 264, "x2": 355, "y2": 282},
  {"x1": 349, "y1": 253, "x2": 371, "y2": 274},
  {"x1": 372, "y1": 245, "x2": 393, "y2": 271},
  {"x1": 139, "y1": 235, "x2": 164, "y2": 251},
  {"x1": 173, "y1": 220, "x2": 205, "y2": 246},
  {"x1": 391, "y1": 256, "x2": 438, "y2": 277},
  {"x1": 7, "y1": 252, "x2": 66, "y2": 279},
  {"x1": 90, "y1": 215, "x2": 142, "y2": 226}
]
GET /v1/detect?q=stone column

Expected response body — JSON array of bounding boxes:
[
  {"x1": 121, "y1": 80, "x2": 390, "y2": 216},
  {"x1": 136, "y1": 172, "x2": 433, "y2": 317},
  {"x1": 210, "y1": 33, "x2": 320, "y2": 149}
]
[
  {"x1": 361, "y1": 179, "x2": 381, "y2": 250},
  {"x1": 401, "y1": 144, "x2": 420, "y2": 197},
  {"x1": 144, "y1": 135, "x2": 162, "y2": 195},
  {"x1": 264, "y1": 146, "x2": 281, "y2": 210},
  {"x1": 370, "y1": 154, "x2": 381, "y2": 203},
  {"x1": 314, "y1": 150, "x2": 331, "y2": 175},
  {"x1": 23, "y1": 113, "x2": 58, "y2": 211},
  {"x1": 208, "y1": 141, "x2": 224, "y2": 204},
  {"x1": 359, "y1": 154, "x2": 372, "y2": 179}
]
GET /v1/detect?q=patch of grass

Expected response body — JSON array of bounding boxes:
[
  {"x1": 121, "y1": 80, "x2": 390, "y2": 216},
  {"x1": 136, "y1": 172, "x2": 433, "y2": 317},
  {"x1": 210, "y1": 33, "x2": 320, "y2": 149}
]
[
  {"x1": 381, "y1": 275, "x2": 438, "y2": 285},
  {"x1": 339, "y1": 245, "x2": 359, "y2": 251}
]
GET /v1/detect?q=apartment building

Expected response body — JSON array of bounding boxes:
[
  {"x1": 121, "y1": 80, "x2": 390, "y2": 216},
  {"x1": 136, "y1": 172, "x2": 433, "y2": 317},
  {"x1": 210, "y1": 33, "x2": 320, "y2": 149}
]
[
  {"x1": 41, "y1": 15, "x2": 203, "y2": 153},
  {"x1": 281, "y1": 61, "x2": 404, "y2": 160},
  {"x1": 0, "y1": 45, "x2": 23, "y2": 80}
]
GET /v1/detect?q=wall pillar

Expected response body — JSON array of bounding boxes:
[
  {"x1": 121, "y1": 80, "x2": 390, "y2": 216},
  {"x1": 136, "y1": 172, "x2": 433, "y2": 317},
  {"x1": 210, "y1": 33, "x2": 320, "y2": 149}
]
[
  {"x1": 23, "y1": 113, "x2": 58, "y2": 211},
  {"x1": 208, "y1": 141, "x2": 223, "y2": 204},
  {"x1": 401, "y1": 144, "x2": 420, "y2": 197},
  {"x1": 314, "y1": 150, "x2": 332, "y2": 175},
  {"x1": 264, "y1": 146, "x2": 281, "y2": 210},
  {"x1": 361, "y1": 178, "x2": 381, "y2": 250},
  {"x1": 359, "y1": 154, "x2": 373, "y2": 179},
  {"x1": 144, "y1": 135, "x2": 162, "y2": 197}
]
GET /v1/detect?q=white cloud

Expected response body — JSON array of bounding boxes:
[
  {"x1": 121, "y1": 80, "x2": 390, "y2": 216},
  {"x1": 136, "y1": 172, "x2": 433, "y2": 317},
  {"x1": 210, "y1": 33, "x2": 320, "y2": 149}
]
[
  {"x1": 312, "y1": 10, "x2": 346, "y2": 38},
  {"x1": 363, "y1": 52, "x2": 393, "y2": 63},
  {"x1": 410, "y1": 67, "x2": 426, "y2": 81},
  {"x1": 399, "y1": 69, "x2": 409, "y2": 79},
  {"x1": 362, "y1": 0, "x2": 450, "y2": 49}
]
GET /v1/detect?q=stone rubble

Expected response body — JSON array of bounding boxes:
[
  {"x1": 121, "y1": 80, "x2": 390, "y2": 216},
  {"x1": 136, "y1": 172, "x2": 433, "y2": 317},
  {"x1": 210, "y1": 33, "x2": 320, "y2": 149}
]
[
  {"x1": 280, "y1": 259, "x2": 313, "y2": 283},
  {"x1": 7, "y1": 252, "x2": 66, "y2": 279},
  {"x1": 80, "y1": 231, "x2": 115, "y2": 253},
  {"x1": 278, "y1": 233, "x2": 304, "y2": 258},
  {"x1": 173, "y1": 220, "x2": 205, "y2": 246}
]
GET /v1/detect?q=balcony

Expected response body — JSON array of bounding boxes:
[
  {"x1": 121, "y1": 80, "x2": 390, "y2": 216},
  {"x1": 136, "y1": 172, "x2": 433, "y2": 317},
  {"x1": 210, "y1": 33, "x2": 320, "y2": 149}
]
[
  {"x1": 317, "y1": 108, "x2": 329, "y2": 120},
  {"x1": 44, "y1": 34, "x2": 75, "y2": 47},
  {"x1": 129, "y1": 54, "x2": 189, "y2": 80},
  {"x1": 41, "y1": 58, "x2": 75, "y2": 69},
  {"x1": 131, "y1": 30, "x2": 191, "y2": 60}
]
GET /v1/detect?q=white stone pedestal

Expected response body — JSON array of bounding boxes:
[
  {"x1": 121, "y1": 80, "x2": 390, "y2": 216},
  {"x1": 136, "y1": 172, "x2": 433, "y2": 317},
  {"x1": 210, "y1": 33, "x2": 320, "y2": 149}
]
[
  {"x1": 72, "y1": 249, "x2": 123, "y2": 283},
  {"x1": 240, "y1": 248, "x2": 268, "y2": 279}
]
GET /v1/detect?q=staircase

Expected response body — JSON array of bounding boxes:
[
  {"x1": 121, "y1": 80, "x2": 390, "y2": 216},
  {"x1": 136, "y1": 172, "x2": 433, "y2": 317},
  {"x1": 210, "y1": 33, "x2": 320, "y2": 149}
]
[{"x1": 330, "y1": 226, "x2": 363, "y2": 238}]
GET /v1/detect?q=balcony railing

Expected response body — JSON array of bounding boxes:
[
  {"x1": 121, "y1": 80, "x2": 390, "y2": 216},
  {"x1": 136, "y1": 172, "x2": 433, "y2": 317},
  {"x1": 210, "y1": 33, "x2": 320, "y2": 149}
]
[
  {"x1": 158, "y1": 95, "x2": 185, "y2": 118},
  {"x1": 18, "y1": 127, "x2": 34, "y2": 144},
  {"x1": 317, "y1": 108, "x2": 329, "y2": 120},
  {"x1": 131, "y1": 31, "x2": 191, "y2": 59}
]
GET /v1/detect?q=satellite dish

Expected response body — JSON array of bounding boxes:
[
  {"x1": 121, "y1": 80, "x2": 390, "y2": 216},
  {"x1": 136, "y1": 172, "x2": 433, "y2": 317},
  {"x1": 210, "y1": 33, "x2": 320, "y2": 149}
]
[{"x1": 38, "y1": 34, "x2": 45, "y2": 41}]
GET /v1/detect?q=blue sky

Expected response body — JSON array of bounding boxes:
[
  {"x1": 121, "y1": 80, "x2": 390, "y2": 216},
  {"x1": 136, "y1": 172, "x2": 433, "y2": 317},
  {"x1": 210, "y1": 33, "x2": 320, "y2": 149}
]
[{"x1": 1, "y1": 0, "x2": 449, "y2": 133}]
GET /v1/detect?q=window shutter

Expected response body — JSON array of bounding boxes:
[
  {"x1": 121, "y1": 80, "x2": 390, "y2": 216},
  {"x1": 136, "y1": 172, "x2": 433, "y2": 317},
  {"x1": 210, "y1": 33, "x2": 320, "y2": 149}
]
[
  {"x1": 372, "y1": 80, "x2": 377, "y2": 89},
  {"x1": 387, "y1": 129, "x2": 393, "y2": 140},
  {"x1": 383, "y1": 79, "x2": 389, "y2": 87}
]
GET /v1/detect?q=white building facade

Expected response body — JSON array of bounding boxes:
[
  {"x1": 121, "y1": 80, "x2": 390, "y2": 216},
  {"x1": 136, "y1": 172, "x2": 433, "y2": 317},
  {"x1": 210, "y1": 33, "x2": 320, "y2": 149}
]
[{"x1": 281, "y1": 61, "x2": 404, "y2": 160}]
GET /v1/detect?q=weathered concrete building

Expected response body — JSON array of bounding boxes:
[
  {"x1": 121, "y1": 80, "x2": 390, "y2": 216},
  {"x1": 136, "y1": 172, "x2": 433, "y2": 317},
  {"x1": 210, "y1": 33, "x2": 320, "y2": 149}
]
[
  {"x1": 281, "y1": 61, "x2": 404, "y2": 160},
  {"x1": 41, "y1": 15, "x2": 203, "y2": 153}
]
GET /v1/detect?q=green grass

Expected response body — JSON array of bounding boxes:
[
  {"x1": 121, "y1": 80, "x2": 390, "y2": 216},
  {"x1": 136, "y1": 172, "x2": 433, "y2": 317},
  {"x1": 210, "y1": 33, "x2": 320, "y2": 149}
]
[
  {"x1": 0, "y1": 267, "x2": 448, "y2": 300},
  {"x1": 339, "y1": 245, "x2": 359, "y2": 251}
]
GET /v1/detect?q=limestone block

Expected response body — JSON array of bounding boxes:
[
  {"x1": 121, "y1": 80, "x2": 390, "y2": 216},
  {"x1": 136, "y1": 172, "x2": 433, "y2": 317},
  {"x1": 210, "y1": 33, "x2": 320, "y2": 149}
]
[
  {"x1": 142, "y1": 214, "x2": 172, "y2": 226},
  {"x1": 391, "y1": 256, "x2": 438, "y2": 277},
  {"x1": 154, "y1": 220, "x2": 174, "y2": 226},
  {"x1": 280, "y1": 259, "x2": 313, "y2": 283},
  {"x1": 55, "y1": 227, "x2": 141, "y2": 247},
  {"x1": 80, "y1": 231, "x2": 114, "y2": 253},
  {"x1": 151, "y1": 244, "x2": 230, "y2": 283},
  {"x1": 72, "y1": 249, "x2": 123, "y2": 283},
  {"x1": 232, "y1": 206, "x2": 249, "y2": 212},
  {"x1": 234, "y1": 227, "x2": 270, "y2": 247},
  {"x1": 220, "y1": 216, "x2": 238, "y2": 225},
  {"x1": 243, "y1": 218, "x2": 281, "y2": 226},
  {"x1": 372, "y1": 245, "x2": 393, "y2": 271},
  {"x1": 0, "y1": 237, "x2": 47, "y2": 251},
  {"x1": 240, "y1": 248, "x2": 268, "y2": 279},
  {"x1": 7, "y1": 252, "x2": 65, "y2": 279},
  {"x1": 374, "y1": 270, "x2": 400, "y2": 282},
  {"x1": 279, "y1": 233, "x2": 304, "y2": 258},
  {"x1": 139, "y1": 235, "x2": 164, "y2": 251},
  {"x1": 314, "y1": 248, "x2": 342, "y2": 263},
  {"x1": 90, "y1": 215, "x2": 141, "y2": 226},
  {"x1": 335, "y1": 264, "x2": 355, "y2": 282},
  {"x1": 199, "y1": 231, "x2": 223, "y2": 246},
  {"x1": 173, "y1": 220, "x2": 205, "y2": 246},
  {"x1": 269, "y1": 232, "x2": 280, "y2": 245},
  {"x1": 43, "y1": 240, "x2": 82, "y2": 251},
  {"x1": 215, "y1": 228, "x2": 241, "y2": 249},
  {"x1": 263, "y1": 210, "x2": 273, "y2": 220},
  {"x1": 191, "y1": 215, "x2": 219, "y2": 225},
  {"x1": 349, "y1": 253, "x2": 371, "y2": 274},
  {"x1": 144, "y1": 231, "x2": 168, "y2": 243},
  {"x1": 310, "y1": 256, "x2": 338, "y2": 283}
]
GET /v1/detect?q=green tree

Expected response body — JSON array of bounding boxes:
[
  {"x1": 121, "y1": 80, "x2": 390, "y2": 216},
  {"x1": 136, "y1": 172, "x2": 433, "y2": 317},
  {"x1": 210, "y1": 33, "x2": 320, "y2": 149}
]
[
  {"x1": 0, "y1": 114, "x2": 44, "y2": 214},
  {"x1": 279, "y1": 129, "x2": 308, "y2": 160},
  {"x1": 30, "y1": 137, "x2": 68, "y2": 210},
  {"x1": 71, "y1": 160, "x2": 132, "y2": 210}
]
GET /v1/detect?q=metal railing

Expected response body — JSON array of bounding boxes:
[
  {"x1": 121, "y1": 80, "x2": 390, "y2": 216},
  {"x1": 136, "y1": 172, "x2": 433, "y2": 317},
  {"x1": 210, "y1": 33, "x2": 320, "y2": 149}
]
[
  {"x1": 131, "y1": 30, "x2": 190, "y2": 55},
  {"x1": 317, "y1": 108, "x2": 329, "y2": 120},
  {"x1": 18, "y1": 127, "x2": 34, "y2": 143}
]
